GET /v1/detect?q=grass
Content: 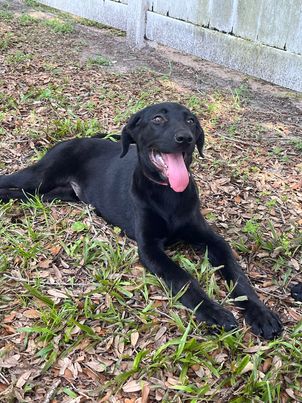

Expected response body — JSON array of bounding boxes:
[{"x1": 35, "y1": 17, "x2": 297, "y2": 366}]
[
  {"x1": 87, "y1": 55, "x2": 112, "y2": 66},
  {"x1": 18, "y1": 13, "x2": 38, "y2": 26},
  {"x1": 0, "y1": 32, "x2": 14, "y2": 50},
  {"x1": 6, "y1": 50, "x2": 32, "y2": 64},
  {"x1": 43, "y1": 18, "x2": 74, "y2": 34},
  {"x1": 0, "y1": 2, "x2": 301, "y2": 402},
  {"x1": 0, "y1": 9, "x2": 13, "y2": 21}
]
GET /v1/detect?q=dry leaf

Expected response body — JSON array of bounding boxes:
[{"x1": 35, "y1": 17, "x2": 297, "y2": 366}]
[
  {"x1": 155, "y1": 327, "x2": 167, "y2": 341},
  {"x1": 49, "y1": 245, "x2": 62, "y2": 255},
  {"x1": 131, "y1": 331, "x2": 139, "y2": 347},
  {"x1": 47, "y1": 289, "x2": 69, "y2": 299},
  {"x1": 0, "y1": 383, "x2": 9, "y2": 392},
  {"x1": 2, "y1": 324, "x2": 16, "y2": 335},
  {"x1": 0, "y1": 354, "x2": 21, "y2": 368},
  {"x1": 38, "y1": 259, "x2": 51, "y2": 269},
  {"x1": 262, "y1": 357, "x2": 272, "y2": 373},
  {"x1": 86, "y1": 361, "x2": 106, "y2": 373},
  {"x1": 234, "y1": 195, "x2": 241, "y2": 203},
  {"x1": 287, "y1": 308, "x2": 302, "y2": 321},
  {"x1": 285, "y1": 389, "x2": 296, "y2": 399},
  {"x1": 141, "y1": 382, "x2": 150, "y2": 403},
  {"x1": 23, "y1": 309, "x2": 40, "y2": 319},
  {"x1": 16, "y1": 370, "x2": 32, "y2": 388},
  {"x1": 3, "y1": 312, "x2": 17, "y2": 323},
  {"x1": 244, "y1": 345, "x2": 271, "y2": 353},
  {"x1": 241, "y1": 361, "x2": 254, "y2": 374},
  {"x1": 63, "y1": 368, "x2": 74, "y2": 380},
  {"x1": 123, "y1": 380, "x2": 142, "y2": 393},
  {"x1": 165, "y1": 377, "x2": 179, "y2": 388}
]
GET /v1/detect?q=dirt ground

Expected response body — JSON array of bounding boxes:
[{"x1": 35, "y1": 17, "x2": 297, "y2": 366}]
[{"x1": 0, "y1": 0, "x2": 302, "y2": 402}]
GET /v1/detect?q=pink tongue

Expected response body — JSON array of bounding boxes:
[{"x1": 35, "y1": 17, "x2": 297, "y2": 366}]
[{"x1": 163, "y1": 153, "x2": 189, "y2": 192}]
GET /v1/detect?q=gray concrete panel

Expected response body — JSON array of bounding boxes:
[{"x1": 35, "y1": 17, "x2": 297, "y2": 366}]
[{"x1": 146, "y1": 12, "x2": 302, "y2": 91}]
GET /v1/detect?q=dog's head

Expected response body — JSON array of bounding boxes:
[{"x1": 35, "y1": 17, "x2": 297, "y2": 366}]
[{"x1": 120, "y1": 102, "x2": 204, "y2": 192}]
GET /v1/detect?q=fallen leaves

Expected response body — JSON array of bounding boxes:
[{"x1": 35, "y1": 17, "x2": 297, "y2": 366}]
[{"x1": 0, "y1": 1, "x2": 301, "y2": 402}]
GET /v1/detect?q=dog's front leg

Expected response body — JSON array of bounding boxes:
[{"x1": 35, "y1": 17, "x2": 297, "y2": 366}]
[
  {"x1": 185, "y1": 223, "x2": 283, "y2": 339},
  {"x1": 135, "y1": 217, "x2": 238, "y2": 331}
]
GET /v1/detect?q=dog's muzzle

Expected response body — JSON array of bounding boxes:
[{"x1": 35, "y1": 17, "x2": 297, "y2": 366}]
[{"x1": 149, "y1": 150, "x2": 189, "y2": 192}]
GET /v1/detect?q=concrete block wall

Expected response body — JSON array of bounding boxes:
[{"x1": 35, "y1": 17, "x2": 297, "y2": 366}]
[
  {"x1": 38, "y1": 0, "x2": 302, "y2": 91},
  {"x1": 149, "y1": 0, "x2": 302, "y2": 55}
]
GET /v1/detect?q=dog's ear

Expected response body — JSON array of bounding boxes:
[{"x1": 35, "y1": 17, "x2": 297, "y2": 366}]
[
  {"x1": 196, "y1": 122, "x2": 205, "y2": 158},
  {"x1": 120, "y1": 113, "x2": 142, "y2": 158}
]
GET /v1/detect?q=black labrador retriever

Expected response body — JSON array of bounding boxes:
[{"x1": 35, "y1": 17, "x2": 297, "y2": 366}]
[{"x1": 0, "y1": 102, "x2": 293, "y2": 339}]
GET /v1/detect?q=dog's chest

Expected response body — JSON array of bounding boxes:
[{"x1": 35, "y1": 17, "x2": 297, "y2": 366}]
[{"x1": 153, "y1": 189, "x2": 197, "y2": 233}]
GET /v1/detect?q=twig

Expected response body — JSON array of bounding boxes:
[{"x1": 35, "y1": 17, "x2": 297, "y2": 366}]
[
  {"x1": 0, "y1": 372, "x2": 9, "y2": 385},
  {"x1": 217, "y1": 379, "x2": 245, "y2": 402},
  {"x1": 221, "y1": 135, "x2": 259, "y2": 146},
  {"x1": 278, "y1": 207, "x2": 286, "y2": 225},
  {"x1": 3, "y1": 274, "x2": 93, "y2": 288},
  {"x1": 43, "y1": 379, "x2": 61, "y2": 403},
  {"x1": 0, "y1": 333, "x2": 19, "y2": 340}
]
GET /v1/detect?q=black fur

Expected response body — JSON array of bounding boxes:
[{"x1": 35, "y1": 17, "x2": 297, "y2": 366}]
[{"x1": 0, "y1": 102, "x2": 286, "y2": 339}]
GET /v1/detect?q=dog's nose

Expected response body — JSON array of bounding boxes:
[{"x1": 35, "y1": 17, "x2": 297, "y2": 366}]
[{"x1": 174, "y1": 133, "x2": 193, "y2": 144}]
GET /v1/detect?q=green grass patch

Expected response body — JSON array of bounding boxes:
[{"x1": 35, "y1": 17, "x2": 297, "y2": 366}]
[
  {"x1": 49, "y1": 117, "x2": 103, "y2": 140},
  {"x1": 18, "y1": 13, "x2": 39, "y2": 26},
  {"x1": 0, "y1": 32, "x2": 14, "y2": 50},
  {"x1": 87, "y1": 55, "x2": 112, "y2": 67},
  {"x1": 44, "y1": 18, "x2": 74, "y2": 34},
  {"x1": 6, "y1": 50, "x2": 32, "y2": 64},
  {"x1": 0, "y1": 9, "x2": 13, "y2": 21}
]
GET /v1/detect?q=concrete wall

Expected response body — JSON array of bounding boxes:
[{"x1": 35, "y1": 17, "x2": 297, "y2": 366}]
[{"x1": 38, "y1": 0, "x2": 302, "y2": 92}]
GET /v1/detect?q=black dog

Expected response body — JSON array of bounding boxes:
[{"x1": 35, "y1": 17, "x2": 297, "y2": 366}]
[
  {"x1": 291, "y1": 283, "x2": 302, "y2": 302},
  {"x1": 0, "y1": 102, "x2": 288, "y2": 339}
]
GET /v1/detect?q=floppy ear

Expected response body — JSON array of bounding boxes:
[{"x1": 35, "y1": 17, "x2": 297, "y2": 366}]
[
  {"x1": 120, "y1": 113, "x2": 141, "y2": 158},
  {"x1": 196, "y1": 122, "x2": 205, "y2": 158}
]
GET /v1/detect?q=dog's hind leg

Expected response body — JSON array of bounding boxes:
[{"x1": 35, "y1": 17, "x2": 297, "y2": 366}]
[
  {"x1": 0, "y1": 142, "x2": 78, "y2": 202},
  {"x1": 0, "y1": 164, "x2": 46, "y2": 202},
  {"x1": 42, "y1": 185, "x2": 79, "y2": 202},
  {"x1": 0, "y1": 169, "x2": 79, "y2": 203},
  {"x1": 0, "y1": 165, "x2": 43, "y2": 190}
]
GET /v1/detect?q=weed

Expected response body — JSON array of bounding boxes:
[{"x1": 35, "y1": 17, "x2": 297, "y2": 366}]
[
  {"x1": 87, "y1": 55, "x2": 111, "y2": 66},
  {"x1": 291, "y1": 138, "x2": 302, "y2": 152},
  {"x1": 271, "y1": 146, "x2": 283, "y2": 156},
  {"x1": 205, "y1": 212, "x2": 217, "y2": 222},
  {"x1": 186, "y1": 95, "x2": 205, "y2": 113},
  {"x1": 0, "y1": 10, "x2": 13, "y2": 21},
  {"x1": 231, "y1": 84, "x2": 249, "y2": 108},
  {"x1": 7, "y1": 50, "x2": 32, "y2": 64},
  {"x1": 76, "y1": 17, "x2": 126, "y2": 36},
  {"x1": 0, "y1": 32, "x2": 14, "y2": 50},
  {"x1": 84, "y1": 100, "x2": 97, "y2": 111},
  {"x1": 0, "y1": 92, "x2": 18, "y2": 111},
  {"x1": 21, "y1": 85, "x2": 67, "y2": 106},
  {"x1": 44, "y1": 18, "x2": 74, "y2": 34},
  {"x1": 24, "y1": 0, "x2": 39, "y2": 5},
  {"x1": 18, "y1": 13, "x2": 38, "y2": 26},
  {"x1": 50, "y1": 117, "x2": 103, "y2": 139},
  {"x1": 113, "y1": 88, "x2": 161, "y2": 125},
  {"x1": 265, "y1": 198, "x2": 277, "y2": 209}
]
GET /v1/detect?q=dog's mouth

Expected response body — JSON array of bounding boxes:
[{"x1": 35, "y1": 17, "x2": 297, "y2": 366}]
[{"x1": 149, "y1": 150, "x2": 190, "y2": 192}]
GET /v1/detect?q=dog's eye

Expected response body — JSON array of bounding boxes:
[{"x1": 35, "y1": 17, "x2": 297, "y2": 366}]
[
  {"x1": 186, "y1": 117, "x2": 195, "y2": 125},
  {"x1": 152, "y1": 115, "x2": 164, "y2": 124}
]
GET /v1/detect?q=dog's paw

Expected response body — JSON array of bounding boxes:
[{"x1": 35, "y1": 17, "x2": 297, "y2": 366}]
[
  {"x1": 196, "y1": 303, "x2": 238, "y2": 332},
  {"x1": 244, "y1": 303, "x2": 283, "y2": 340},
  {"x1": 291, "y1": 283, "x2": 302, "y2": 301}
]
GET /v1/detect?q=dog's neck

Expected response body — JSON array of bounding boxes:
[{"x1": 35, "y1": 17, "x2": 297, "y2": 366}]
[{"x1": 142, "y1": 169, "x2": 168, "y2": 187}]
